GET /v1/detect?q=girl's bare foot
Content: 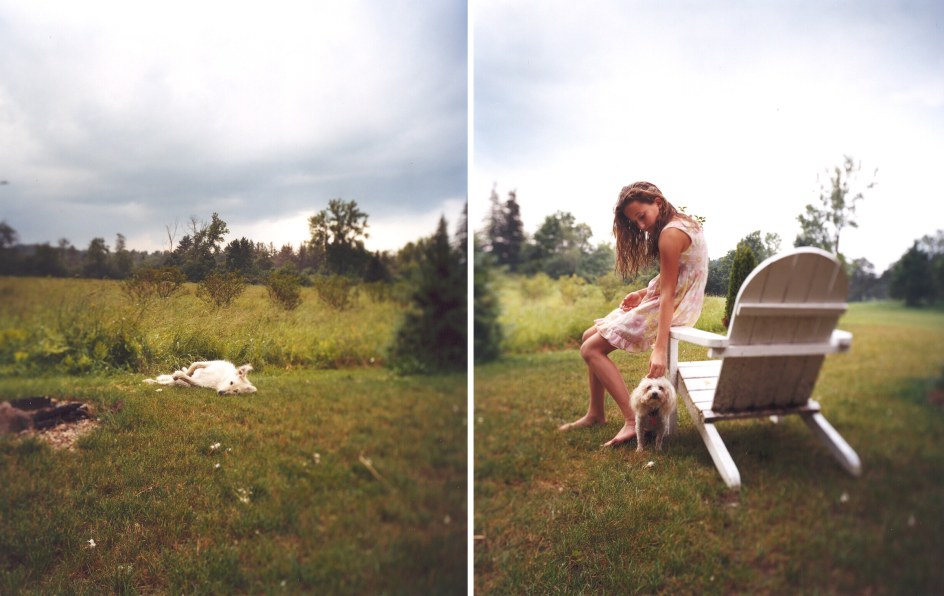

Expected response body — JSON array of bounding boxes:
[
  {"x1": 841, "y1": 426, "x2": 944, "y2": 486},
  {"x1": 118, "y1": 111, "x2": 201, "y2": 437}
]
[
  {"x1": 557, "y1": 414, "x2": 605, "y2": 432},
  {"x1": 602, "y1": 421, "x2": 637, "y2": 447}
]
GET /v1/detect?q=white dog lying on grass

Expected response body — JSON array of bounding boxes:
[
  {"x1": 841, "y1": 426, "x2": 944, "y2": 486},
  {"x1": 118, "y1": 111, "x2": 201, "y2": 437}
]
[{"x1": 144, "y1": 360, "x2": 257, "y2": 395}]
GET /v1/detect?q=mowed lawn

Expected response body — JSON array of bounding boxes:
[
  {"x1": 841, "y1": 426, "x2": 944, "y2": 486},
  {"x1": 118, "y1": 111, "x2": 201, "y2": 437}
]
[
  {"x1": 474, "y1": 301, "x2": 944, "y2": 594},
  {"x1": 1, "y1": 368, "x2": 467, "y2": 594}
]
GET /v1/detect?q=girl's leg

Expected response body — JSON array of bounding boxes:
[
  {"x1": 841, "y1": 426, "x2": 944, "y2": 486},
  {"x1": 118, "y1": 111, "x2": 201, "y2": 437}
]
[
  {"x1": 558, "y1": 327, "x2": 608, "y2": 431},
  {"x1": 578, "y1": 332, "x2": 637, "y2": 447}
]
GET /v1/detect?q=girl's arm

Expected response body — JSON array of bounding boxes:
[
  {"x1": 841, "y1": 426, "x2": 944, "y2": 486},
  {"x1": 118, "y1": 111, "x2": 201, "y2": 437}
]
[{"x1": 648, "y1": 227, "x2": 689, "y2": 378}]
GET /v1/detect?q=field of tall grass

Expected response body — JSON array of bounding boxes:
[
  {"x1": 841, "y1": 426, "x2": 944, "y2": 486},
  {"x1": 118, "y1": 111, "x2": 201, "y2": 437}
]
[
  {"x1": 475, "y1": 284, "x2": 944, "y2": 593},
  {"x1": 495, "y1": 273, "x2": 726, "y2": 353},
  {"x1": 0, "y1": 277, "x2": 401, "y2": 374},
  {"x1": 0, "y1": 276, "x2": 467, "y2": 593}
]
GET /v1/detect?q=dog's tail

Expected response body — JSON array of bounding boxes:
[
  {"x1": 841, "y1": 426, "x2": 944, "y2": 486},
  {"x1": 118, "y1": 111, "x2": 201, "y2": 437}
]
[{"x1": 143, "y1": 374, "x2": 177, "y2": 386}]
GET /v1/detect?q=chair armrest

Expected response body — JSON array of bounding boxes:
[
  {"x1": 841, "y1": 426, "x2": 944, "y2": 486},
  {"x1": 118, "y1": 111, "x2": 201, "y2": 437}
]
[{"x1": 670, "y1": 326, "x2": 728, "y2": 349}]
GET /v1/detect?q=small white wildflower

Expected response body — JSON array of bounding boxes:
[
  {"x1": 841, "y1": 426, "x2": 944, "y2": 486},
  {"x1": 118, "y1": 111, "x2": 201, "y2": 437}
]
[
  {"x1": 280, "y1": 580, "x2": 287, "y2": 587},
  {"x1": 87, "y1": 538, "x2": 96, "y2": 548},
  {"x1": 226, "y1": 447, "x2": 232, "y2": 453},
  {"x1": 840, "y1": 492, "x2": 850, "y2": 504},
  {"x1": 443, "y1": 515, "x2": 452, "y2": 525},
  {"x1": 236, "y1": 487, "x2": 252, "y2": 504},
  {"x1": 314, "y1": 453, "x2": 321, "y2": 464},
  {"x1": 908, "y1": 514, "x2": 916, "y2": 527},
  {"x1": 155, "y1": 388, "x2": 163, "y2": 393},
  {"x1": 646, "y1": 461, "x2": 656, "y2": 468},
  {"x1": 214, "y1": 463, "x2": 221, "y2": 470},
  {"x1": 210, "y1": 442, "x2": 221, "y2": 451}
]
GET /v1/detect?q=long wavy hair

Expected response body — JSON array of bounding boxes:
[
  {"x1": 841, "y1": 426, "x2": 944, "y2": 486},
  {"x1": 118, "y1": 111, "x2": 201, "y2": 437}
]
[{"x1": 613, "y1": 181, "x2": 696, "y2": 279}]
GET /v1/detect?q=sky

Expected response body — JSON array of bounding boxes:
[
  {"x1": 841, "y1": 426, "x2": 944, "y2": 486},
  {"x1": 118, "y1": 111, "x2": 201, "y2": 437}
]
[
  {"x1": 472, "y1": 0, "x2": 944, "y2": 273},
  {"x1": 0, "y1": 0, "x2": 467, "y2": 254}
]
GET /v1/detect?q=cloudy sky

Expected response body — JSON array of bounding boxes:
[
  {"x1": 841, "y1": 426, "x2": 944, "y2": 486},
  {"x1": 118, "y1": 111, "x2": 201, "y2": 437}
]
[
  {"x1": 473, "y1": 0, "x2": 944, "y2": 272},
  {"x1": 0, "y1": 0, "x2": 466, "y2": 254}
]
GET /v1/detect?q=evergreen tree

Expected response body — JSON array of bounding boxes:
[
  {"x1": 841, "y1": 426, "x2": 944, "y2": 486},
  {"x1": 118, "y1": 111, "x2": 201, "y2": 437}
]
[
  {"x1": 389, "y1": 216, "x2": 466, "y2": 374},
  {"x1": 494, "y1": 191, "x2": 525, "y2": 269},
  {"x1": 891, "y1": 242, "x2": 934, "y2": 307},
  {"x1": 224, "y1": 237, "x2": 255, "y2": 274},
  {"x1": 724, "y1": 242, "x2": 757, "y2": 326},
  {"x1": 707, "y1": 231, "x2": 780, "y2": 295},
  {"x1": 473, "y1": 238, "x2": 502, "y2": 364},
  {"x1": 918, "y1": 230, "x2": 944, "y2": 303}
]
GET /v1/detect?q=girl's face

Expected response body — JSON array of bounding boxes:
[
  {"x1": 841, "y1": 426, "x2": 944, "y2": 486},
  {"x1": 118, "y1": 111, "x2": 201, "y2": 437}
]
[{"x1": 622, "y1": 199, "x2": 661, "y2": 233}]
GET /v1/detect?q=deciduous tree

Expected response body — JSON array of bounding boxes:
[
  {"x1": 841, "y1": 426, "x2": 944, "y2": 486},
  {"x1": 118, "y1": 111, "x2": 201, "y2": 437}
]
[{"x1": 795, "y1": 156, "x2": 876, "y2": 255}]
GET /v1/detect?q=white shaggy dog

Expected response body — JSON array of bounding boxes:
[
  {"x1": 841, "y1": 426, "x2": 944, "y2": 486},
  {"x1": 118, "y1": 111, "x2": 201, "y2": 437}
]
[
  {"x1": 630, "y1": 376, "x2": 677, "y2": 452},
  {"x1": 144, "y1": 360, "x2": 257, "y2": 395}
]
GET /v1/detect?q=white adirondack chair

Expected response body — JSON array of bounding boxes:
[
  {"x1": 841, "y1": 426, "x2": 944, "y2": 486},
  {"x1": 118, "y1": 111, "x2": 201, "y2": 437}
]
[{"x1": 667, "y1": 247, "x2": 862, "y2": 489}]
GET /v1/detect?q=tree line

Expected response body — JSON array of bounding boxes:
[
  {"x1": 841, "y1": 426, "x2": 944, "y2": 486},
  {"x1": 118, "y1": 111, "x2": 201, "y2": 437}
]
[
  {"x1": 3, "y1": 199, "x2": 418, "y2": 283},
  {"x1": 478, "y1": 157, "x2": 944, "y2": 308}
]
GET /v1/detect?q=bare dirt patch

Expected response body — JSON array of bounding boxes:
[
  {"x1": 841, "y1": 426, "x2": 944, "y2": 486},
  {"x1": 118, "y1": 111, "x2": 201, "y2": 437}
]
[{"x1": 1, "y1": 396, "x2": 100, "y2": 451}]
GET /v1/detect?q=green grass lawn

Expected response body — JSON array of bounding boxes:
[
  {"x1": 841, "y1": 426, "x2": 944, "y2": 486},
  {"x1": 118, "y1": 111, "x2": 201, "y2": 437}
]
[
  {"x1": 474, "y1": 301, "x2": 944, "y2": 593},
  {"x1": 1, "y1": 368, "x2": 466, "y2": 594}
]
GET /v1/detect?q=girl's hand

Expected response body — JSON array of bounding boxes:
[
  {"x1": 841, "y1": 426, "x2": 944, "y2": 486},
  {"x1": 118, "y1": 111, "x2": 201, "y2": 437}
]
[
  {"x1": 647, "y1": 349, "x2": 667, "y2": 378},
  {"x1": 620, "y1": 291, "x2": 642, "y2": 311}
]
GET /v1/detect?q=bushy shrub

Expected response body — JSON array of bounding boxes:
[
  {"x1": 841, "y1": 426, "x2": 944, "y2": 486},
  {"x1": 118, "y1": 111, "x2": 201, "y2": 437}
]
[
  {"x1": 196, "y1": 271, "x2": 246, "y2": 309},
  {"x1": 520, "y1": 272, "x2": 554, "y2": 300},
  {"x1": 121, "y1": 266, "x2": 186, "y2": 309},
  {"x1": 316, "y1": 275, "x2": 358, "y2": 311},
  {"x1": 558, "y1": 274, "x2": 587, "y2": 305},
  {"x1": 265, "y1": 268, "x2": 303, "y2": 311},
  {"x1": 362, "y1": 281, "x2": 392, "y2": 303},
  {"x1": 596, "y1": 271, "x2": 626, "y2": 303}
]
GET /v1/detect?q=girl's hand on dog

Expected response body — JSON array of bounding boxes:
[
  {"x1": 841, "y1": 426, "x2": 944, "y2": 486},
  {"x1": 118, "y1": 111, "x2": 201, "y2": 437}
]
[{"x1": 648, "y1": 349, "x2": 667, "y2": 378}]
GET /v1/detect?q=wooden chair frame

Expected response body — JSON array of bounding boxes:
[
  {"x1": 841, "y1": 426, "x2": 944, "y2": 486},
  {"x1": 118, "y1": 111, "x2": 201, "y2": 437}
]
[{"x1": 666, "y1": 248, "x2": 862, "y2": 489}]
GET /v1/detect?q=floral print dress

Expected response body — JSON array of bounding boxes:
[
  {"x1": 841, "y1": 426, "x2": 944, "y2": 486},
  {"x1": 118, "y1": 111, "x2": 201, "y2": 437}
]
[{"x1": 595, "y1": 217, "x2": 708, "y2": 353}]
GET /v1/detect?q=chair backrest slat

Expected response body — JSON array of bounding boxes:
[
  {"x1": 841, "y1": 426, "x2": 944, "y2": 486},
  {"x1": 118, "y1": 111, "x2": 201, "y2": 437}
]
[{"x1": 713, "y1": 249, "x2": 847, "y2": 413}]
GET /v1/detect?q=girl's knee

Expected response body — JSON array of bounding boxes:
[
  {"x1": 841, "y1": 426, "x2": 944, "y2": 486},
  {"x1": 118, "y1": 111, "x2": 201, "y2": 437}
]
[
  {"x1": 581, "y1": 327, "x2": 597, "y2": 343},
  {"x1": 579, "y1": 340, "x2": 600, "y2": 363}
]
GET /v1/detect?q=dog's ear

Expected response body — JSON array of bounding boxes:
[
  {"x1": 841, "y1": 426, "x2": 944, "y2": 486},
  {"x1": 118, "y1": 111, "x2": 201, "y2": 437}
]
[{"x1": 238, "y1": 364, "x2": 253, "y2": 376}]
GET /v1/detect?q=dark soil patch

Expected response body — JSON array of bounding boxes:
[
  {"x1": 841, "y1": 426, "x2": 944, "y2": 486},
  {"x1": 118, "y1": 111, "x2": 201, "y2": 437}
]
[{"x1": 1, "y1": 396, "x2": 98, "y2": 450}]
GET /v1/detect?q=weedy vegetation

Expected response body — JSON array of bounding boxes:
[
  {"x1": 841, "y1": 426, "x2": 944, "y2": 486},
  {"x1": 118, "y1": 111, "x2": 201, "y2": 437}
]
[
  {"x1": 475, "y1": 282, "x2": 944, "y2": 594},
  {"x1": 0, "y1": 277, "x2": 400, "y2": 374}
]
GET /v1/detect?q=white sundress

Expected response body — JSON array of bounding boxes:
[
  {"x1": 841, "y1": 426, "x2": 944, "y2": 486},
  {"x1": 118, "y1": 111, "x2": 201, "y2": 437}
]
[{"x1": 595, "y1": 217, "x2": 708, "y2": 353}]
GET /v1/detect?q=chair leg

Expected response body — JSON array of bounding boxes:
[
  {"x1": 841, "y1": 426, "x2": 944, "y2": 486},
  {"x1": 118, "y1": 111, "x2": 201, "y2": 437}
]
[
  {"x1": 697, "y1": 421, "x2": 742, "y2": 489},
  {"x1": 801, "y1": 412, "x2": 862, "y2": 477},
  {"x1": 680, "y1": 390, "x2": 741, "y2": 489}
]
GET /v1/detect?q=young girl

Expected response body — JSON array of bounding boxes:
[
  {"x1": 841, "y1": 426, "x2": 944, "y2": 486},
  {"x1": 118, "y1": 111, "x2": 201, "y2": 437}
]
[{"x1": 559, "y1": 181, "x2": 708, "y2": 447}]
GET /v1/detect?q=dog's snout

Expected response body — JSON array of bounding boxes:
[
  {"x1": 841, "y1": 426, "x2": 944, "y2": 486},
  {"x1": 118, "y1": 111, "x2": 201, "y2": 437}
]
[{"x1": 649, "y1": 392, "x2": 661, "y2": 401}]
